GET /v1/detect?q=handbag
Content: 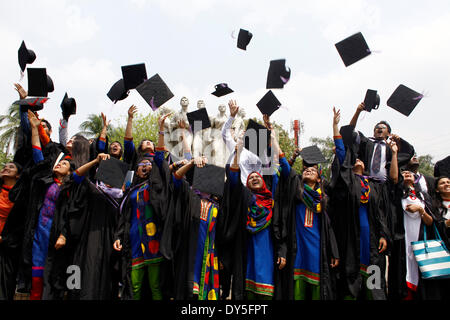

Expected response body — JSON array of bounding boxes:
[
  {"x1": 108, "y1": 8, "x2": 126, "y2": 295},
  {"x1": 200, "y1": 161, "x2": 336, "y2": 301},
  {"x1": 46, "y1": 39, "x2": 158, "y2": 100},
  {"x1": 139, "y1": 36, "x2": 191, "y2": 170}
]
[{"x1": 411, "y1": 223, "x2": 450, "y2": 279}]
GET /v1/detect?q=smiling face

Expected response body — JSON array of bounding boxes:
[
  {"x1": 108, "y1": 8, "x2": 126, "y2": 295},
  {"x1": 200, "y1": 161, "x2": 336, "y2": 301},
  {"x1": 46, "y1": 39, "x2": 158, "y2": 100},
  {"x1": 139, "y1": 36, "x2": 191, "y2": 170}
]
[
  {"x1": 401, "y1": 170, "x2": 415, "y2": 186},
  {"x1": 139, "y1": 140, "x2": 154, "y2": 154},
  {"x1": 109, "y1": 142, "x2": 122, "y2": 158},
  {"x1": 53, "y1": 159, "x2": 72, "y2": 177},
  {"x1": 247, "y1": 172, "x2": 264, "y2": 191},
  {"x1": 436, "y1": 177, "x2": 450, "y2": 198},
  {"x1": 302, "y1": 166, "x2": 320, "y2": 185},
  {"x1": 136, "y1": 159, "x2": 152, "y2": 179},
  {"x1": 373, "y1": 123, "x2": 389, "y2": 140},
  {"x1": 0, "y1": 162, "x2": 20, "y2": 180},
  {"x1": 352, "y1": 158, "x2": 365, "y2": 174}
]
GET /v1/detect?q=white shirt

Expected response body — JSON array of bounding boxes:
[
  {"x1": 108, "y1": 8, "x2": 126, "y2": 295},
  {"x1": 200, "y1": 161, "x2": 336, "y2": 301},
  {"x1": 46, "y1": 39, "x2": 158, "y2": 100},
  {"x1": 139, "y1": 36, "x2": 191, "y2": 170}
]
[
  {"x1": 402, "y1": 191, "x2": 425, "y2": 288},
  {"x1": 443, "y1": 200, "x2": 450, "y2": 220},
  {"x1": 221, "y1": 116, "x2": 262, "y2": 185},
  {"x1": 369, "y1": 138, "x2": 387, "y2": 181},
  {"x1": 415, "y1": 172, "x2": 428, "y2": 194}
]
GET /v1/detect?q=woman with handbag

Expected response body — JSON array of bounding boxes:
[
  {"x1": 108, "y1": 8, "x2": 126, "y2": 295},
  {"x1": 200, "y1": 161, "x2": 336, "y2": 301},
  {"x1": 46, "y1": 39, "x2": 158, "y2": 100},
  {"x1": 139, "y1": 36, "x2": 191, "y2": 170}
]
[
  {"x1": 386, "y1": 140, "x2": 442, "y2": 300},
  {"x1": 430, "y1": 176, "x2": 450, "y2": 299}
]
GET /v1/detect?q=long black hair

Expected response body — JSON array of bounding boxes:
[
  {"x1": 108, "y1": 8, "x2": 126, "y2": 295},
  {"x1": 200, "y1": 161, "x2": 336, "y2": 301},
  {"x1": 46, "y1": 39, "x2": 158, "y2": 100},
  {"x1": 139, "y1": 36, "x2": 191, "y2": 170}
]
[
  {"x1": 432, "y1": 176, "x2": 448, "y2": 215},
  {"x1": 70, "y1": 134, "x2": 91, "y2": 168}
]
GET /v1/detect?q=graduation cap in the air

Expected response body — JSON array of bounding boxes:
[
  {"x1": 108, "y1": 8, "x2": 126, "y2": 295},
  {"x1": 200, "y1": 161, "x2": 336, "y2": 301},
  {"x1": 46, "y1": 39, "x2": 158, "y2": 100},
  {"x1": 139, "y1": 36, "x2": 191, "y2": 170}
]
[
  {"x1": 192, "y1": 164, "x2": 226, "y2": 197},
  {"x1": 27, "y1": 68, "x2": 54, "y2": 97},
  {"x1": 335, "y1": 32, "x2": 371, "y2": 67},
  {"x1": 363, "y1": 89, "x2": 380, "y2": 112},
  {"x1": 60, "y1": 93, "x2": 76, "y2": 117},
  {"x1": 107, "y1": 79, "x2": 129, "y2": 103},
  {"x1": 13, "y1": 97, "x2": 49, "y2": 112},
  {"x1": 299, "y1": 145, "x2": 326, "y2": 167},
  {"x1": 211, "y1": 83, "x2": 234, "y2": 97},
  {"x1": 136, "y1": 73, "x2": 174, "y2": 111},
  {"x1": 434, "y1": 155, "x2": 450, "y2": 178},
  {"x1": 121, "y1": 63, "x2": 147, "y2": 91},
  {"x1": 266, "y1": 59, "x2": 291, "y2": 89},
  {"x1": 186, "y1": 108, "x2": 211, "y2": 134},
  {"x1": 256, "y1": 90, "x2": 281, "y2": 117},
  {"x1": 237, "y1": 29, "x2": 253, "y2": 50},
  {"x1": 386, "y1": 84, "x2": 423, "y2": 117},
  {"x1": 244, "y1": 119, "x2": 271, "y2": 159},
  {"x1": 95, "y1": 157, "x2": 130, "y2": 189},
  {"x1": 18, "y1": 41, "x2": 36, "y2": 72}
]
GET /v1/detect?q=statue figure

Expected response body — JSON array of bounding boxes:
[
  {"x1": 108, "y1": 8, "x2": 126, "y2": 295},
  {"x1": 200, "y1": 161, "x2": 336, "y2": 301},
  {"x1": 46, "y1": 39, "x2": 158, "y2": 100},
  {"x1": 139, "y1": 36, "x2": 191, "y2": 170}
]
[
  {"x1": 232, "y1": 107, "x2": 246, "y2": 142},
  {"x1": 169, "y1": 96, "x2": 192, "y2": 158},
  {"x1": 209, "y1": 104, "x2": 230, "y2": 167},
  {"x1": 157, "y1": 106, "x2": 175, "y2": 152},
  {"x1": 192, "y1": 99, "x2": 212, "y2": 158}
]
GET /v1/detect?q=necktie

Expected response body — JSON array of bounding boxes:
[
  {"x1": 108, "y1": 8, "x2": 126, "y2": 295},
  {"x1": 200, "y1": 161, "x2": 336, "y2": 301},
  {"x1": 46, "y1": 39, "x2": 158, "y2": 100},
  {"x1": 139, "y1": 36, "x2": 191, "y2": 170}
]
[{"x1": 372, "y1": 142, "x2": 382, "y2": 174}]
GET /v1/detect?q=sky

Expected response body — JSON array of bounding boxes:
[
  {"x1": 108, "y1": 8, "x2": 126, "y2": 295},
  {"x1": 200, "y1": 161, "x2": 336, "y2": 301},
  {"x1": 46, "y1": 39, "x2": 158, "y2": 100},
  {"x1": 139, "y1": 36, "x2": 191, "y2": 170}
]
[{"x1": 0, "y1": 0, "x2": 449, "y2": 161}]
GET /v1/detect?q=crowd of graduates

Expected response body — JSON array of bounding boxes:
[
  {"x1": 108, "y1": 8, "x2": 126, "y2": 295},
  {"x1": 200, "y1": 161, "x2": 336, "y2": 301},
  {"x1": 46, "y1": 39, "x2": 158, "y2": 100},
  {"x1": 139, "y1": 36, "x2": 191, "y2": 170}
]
[{"x1": 0, "y1": 80, "x2": 449, "y2": 302}]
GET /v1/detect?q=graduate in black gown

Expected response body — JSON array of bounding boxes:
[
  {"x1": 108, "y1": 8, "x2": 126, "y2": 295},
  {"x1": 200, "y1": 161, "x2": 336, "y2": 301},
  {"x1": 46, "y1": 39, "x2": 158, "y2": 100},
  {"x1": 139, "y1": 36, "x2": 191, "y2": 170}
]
[
  {"x1": 114, "y1": 112, "x2": 173, "y2": 300},
  {"x1": 328, "y1": 108, "x2": 389, "y2": 300},
  {"x1": 0, "y1": 162, "x2": 24, "y2": 300},
  {"x1": 385, "y1": 139, "x2": 441, "y2": 300}
]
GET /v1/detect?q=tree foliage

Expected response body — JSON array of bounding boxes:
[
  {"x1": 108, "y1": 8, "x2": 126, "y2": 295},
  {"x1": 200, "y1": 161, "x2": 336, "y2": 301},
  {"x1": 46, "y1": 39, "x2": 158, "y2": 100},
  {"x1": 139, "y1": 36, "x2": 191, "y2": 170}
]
[{"x1": 0, "y1": 104, "x2": 21, "y2": 155}]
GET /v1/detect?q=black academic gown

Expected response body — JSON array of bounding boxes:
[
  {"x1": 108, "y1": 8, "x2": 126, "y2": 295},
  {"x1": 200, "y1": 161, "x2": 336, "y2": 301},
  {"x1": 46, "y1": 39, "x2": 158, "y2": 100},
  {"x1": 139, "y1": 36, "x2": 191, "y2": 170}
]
[
  {"x1": 215, "y1": 167, "x2": 287, "y2": 300},
  {"x1": 116, "y1": 156, "x2": 172, "y2": 300},
  {"x1": 159, "y1": 176, "x2": 203, "y2": 300},
  {"x1": 386, "y1": 177, "x2": 442, "y2": 300},
  {"x1": 19, "y1": 158, "x2": 74, "y2": 295},
  {"x1": 0, "y1": 182, "x2": 27, "y2": 300},
  {"x1": 274, "y1": 167, "x2": 340, "y2": 300},
  {"x1": 328, "y1": 149, "x2": 389, "y2": 299}
]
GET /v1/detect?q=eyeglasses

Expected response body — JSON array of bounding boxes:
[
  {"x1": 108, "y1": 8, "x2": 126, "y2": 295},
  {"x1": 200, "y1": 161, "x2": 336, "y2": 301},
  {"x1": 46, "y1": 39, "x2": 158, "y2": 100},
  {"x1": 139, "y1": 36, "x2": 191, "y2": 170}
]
[{"x1": 137, "y1": 162, "x2": 151, "y2": 167}]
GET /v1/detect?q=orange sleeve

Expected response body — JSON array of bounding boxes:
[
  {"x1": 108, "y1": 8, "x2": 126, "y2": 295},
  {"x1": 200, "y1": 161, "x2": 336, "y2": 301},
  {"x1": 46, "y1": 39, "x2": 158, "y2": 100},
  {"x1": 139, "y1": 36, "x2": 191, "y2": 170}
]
[{"x1": 38, "y1": 124, "x2": 50, "y2": 147}]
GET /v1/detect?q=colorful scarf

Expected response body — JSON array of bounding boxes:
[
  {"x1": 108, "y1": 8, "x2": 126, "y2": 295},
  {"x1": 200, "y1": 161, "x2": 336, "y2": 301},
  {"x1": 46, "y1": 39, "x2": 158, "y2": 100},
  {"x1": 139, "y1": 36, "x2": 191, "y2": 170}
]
[
  {"x1": 355, "y1": 174, "x2": 370, "y2": 204},
  {"x1": 302, "y1": 184, "x2": 322, "y2": 213},
  {"x1": 246, "y1": 172, "x2": 273, "y2": 234}
]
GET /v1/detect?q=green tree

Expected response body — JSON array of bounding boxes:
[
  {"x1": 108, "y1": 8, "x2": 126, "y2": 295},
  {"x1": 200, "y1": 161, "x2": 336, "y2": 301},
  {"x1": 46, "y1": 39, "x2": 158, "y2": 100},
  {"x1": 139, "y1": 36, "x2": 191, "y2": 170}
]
[
  {"x1": 0, "y1": 104, "x2": 21, "y2": 155},
  {"x1": 418, "y1": 154, "x2": 434, "y2": 177},
  {"x1": 308, "y1": 136, "x2": 335, "y2": 180},
  {"x1": 79, "y1": 114, "x2": 107, "y2": 138}
]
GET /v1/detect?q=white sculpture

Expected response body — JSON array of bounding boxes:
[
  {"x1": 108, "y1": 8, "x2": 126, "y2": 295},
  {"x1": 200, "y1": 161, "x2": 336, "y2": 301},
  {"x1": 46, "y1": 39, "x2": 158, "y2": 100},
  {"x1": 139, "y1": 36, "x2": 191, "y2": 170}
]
[
  {"x1": 209, "y1": 104, "x2": 230, "y2": 167},
  {"x1": 169, "y1": 96, "x2": 192, "y2": 158},
  {"x1": 192, "y1": 100, "x2": 212, "y2": 158},
  {"x1": 232, "y1": 107, "x2": 246, "y2": 142}
]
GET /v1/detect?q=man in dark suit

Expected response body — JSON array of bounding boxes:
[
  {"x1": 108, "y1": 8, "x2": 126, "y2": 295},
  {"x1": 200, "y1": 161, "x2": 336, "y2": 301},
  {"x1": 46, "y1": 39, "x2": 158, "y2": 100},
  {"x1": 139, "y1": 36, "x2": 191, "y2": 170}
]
[{"x1": 349, "y1": 102, "x2": 415, "y2": 182}]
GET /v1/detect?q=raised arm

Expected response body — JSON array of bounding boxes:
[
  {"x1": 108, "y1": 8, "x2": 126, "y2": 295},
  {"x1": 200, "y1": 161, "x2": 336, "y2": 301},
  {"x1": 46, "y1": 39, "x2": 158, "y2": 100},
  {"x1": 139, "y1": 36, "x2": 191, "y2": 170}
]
[
  {"x1": 332, "y1": 107, "x2": 345, "y2": 166},
  {"x1": 97, "y1": 112, "x2": 110, "y2": 152},
  {"x1": 27, "y1": 110, "x2": 44, "y2": 164},
  {"x1": 387, "y1": 140, "x2": 399, "y2": 184},
  {"x1": 349, "y1": 102, "x2": 365, "y2": 127},
  {"x1": 75, "y1": 153, "x2": 110, "y2": 177},
  {"x1": 222, "y1": 100, "x2": 239, "y2": 152},
  {"x1": 123, "y1": 105, "x2": 137, "y2": 164}
]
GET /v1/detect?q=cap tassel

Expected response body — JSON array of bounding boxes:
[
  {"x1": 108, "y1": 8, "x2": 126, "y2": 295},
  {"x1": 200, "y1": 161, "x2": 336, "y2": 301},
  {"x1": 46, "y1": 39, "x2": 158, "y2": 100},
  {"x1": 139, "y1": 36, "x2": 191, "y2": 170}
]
[
  {"x1": 149, "y1": 96, "x2": 157, "y2": 111},
  {"x1": 412, "y1": 90, "x2": 428, "y2": 100},
  {"x1": 19, "y1": 70, "x2": 24, "y2": 82},
  {"x1": 367, "y1": 48, "x2": 382, "y2": 54}
]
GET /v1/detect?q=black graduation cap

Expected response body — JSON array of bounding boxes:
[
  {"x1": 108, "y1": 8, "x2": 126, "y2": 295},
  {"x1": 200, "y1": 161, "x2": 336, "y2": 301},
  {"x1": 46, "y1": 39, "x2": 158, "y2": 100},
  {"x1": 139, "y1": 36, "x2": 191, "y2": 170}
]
[
  {"x1": 107, "y1": 79, "x2": 129, "y2": 103},
  {"x1": 237, "y1": 29, "x2": 253, "y2": 50},
  {"x1": 211, "y1": 83, "x2": 234, "y2": 97},
  {"x1": 434, "y1": 155, "x2": 450, "y2": 178},
  {"x1": 60, "y1": 93, "x2": 76, "y2": 117},
  {"x1": 256, "y1": 90, "x2": 281, "y2": 116},
  {"x1": 244, "y1": 119, "x2": 270, "y2": 159},
  {"x1": 121, "y1": 63, "x2": 147, "y2": 90},
  {"x1": 186, "y1": 108, "x2": 211, "y2": 134},
  {"x1": 363, "y1": 89, "x2": 380, "y2": 112},
  {"x1": 386, "y1": 84, "x2": 423, "y2": 117},
  {"x1": 300, "y1": 145, "x2": 326, "y2": 166},
  {"x1": 192, "y1": 164, "x2": 226, "y2": 197},
  {"x1": 335, "y1": 32, "x2": 371, "y2": 67},
  {"x1": 18, "y1": 41, "x2": 36, "y2": 72},
  {"x1": 13, "y1": 97, "x2": 49, "y2": 112},
  {"x1": 136, "y1": 73, "x2": 174, "y2": 111},
  {"x1": 27, "y1": 68, "x2": 53, "y2": 97},
  {"x1": 266, "y1": 59, "x2": 291, "y2": 89},
  {"x1": 95, "y1": 157, "x2": 130, "y2": 189}
]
